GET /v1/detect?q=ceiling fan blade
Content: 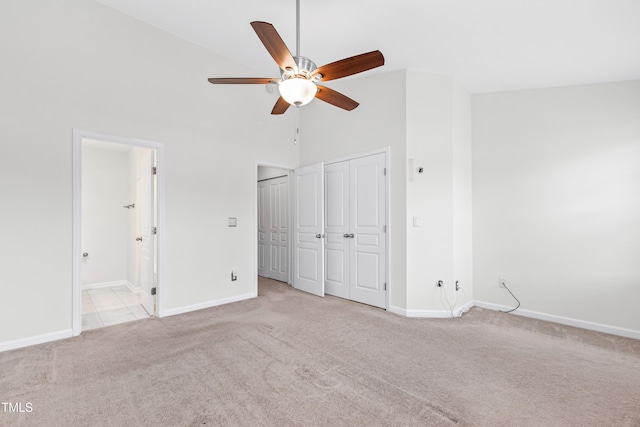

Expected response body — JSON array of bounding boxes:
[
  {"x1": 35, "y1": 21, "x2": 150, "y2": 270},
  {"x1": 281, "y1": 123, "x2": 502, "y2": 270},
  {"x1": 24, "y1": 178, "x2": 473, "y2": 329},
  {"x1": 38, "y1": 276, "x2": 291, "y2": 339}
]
[
  {"x1": 315, "y1": 85, "x2": 359, "y2": 111},
  {"x1": 313, "y1": 50, "x2": 385, "y2": 82},
  {"x1": 250, "y1": 21, "x2": 297, "y2": 71},
  {"x1": 208, "y1": 78, "x2": 276, "y2": 84},
  {"x1": 271, "y1": 96, "x2": 291, "y2": 115}
]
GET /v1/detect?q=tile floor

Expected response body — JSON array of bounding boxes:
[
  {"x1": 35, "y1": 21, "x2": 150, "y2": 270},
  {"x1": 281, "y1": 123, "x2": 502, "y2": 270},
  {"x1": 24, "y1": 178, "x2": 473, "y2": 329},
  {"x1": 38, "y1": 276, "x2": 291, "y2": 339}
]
[{"x1": 82, "y1": 285, "x2": 151, "y2": 331}]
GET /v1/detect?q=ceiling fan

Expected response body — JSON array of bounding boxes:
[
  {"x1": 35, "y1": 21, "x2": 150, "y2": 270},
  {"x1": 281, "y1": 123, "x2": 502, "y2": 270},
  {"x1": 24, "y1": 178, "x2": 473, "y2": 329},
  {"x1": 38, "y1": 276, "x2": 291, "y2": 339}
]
[{"x1": 208, "y1": 0, "x2": 384, "y2": 115}]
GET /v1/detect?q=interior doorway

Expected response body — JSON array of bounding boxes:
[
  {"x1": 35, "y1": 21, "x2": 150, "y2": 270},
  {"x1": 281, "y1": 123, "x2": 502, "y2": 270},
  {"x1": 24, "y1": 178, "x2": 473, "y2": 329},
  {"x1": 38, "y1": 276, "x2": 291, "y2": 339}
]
[
  {"x1": 72, "y1": 130, "x2": 165, "y2": 336},
  {"x1": 255, "y1": 150, "x2": 389, "y2": 311}
]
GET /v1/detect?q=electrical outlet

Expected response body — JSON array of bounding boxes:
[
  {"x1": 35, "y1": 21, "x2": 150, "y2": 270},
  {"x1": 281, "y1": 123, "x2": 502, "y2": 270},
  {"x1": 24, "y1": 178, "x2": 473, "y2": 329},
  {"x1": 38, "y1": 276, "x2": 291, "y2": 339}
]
[
  {"x1": 437, "y1": 280, "x2": 443, "y2": 288},
  {"x1": 499, "y1": 277, "x2": 507, "y2": 288}
]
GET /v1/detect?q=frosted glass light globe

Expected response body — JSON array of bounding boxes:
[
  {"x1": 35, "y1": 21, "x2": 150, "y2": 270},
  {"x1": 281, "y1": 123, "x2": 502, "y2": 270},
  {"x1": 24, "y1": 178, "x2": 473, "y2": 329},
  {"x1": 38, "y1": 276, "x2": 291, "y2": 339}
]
[{"x1": 278, "y1": 78, "x2": 316, "y2": 106}]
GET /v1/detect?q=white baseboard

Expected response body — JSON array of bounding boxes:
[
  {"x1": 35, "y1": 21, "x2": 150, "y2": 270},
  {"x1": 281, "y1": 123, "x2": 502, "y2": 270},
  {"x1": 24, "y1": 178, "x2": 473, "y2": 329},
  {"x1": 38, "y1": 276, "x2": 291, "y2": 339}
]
[
  {"x1": 387, "y1": 305, "x2": 407, "y2": 316},
  {"x1": 161, "y1": 292, "x2": 257, "y2": 318},
  {"x1": 0, "y1": 329, "x2": 73, "y2": 353},
  {"x1": 453, "y1": 300, "x2": 474, "y2": 317},
  {"x1": 474, "y1": 300, "x2": 640, "y2": 340},
  {"x1": 388, "y1": 300, "x2": 474, "y2": 318},
  {"x1": 125, "y1": 281, "x2": 140, "y2": 294}
]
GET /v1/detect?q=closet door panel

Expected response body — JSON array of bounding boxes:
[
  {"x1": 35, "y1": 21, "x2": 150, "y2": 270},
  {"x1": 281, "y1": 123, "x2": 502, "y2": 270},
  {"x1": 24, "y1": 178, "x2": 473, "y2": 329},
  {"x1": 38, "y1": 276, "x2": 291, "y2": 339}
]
[
  {"x1": 349, "y1": 153, "x2": 386, "y2": 309},
  {"x1": 258, "y1": 175, "x2": 289, "y2": 282},
  {"x1": 324, "y1": 161, "x2": 350, "y2": 299}
]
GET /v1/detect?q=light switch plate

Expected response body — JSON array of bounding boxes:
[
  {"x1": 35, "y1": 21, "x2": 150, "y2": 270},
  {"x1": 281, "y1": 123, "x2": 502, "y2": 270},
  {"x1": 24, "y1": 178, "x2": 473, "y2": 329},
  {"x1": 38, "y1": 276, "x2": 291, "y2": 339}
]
[{"x1": 228, "y1": 217, "x2": 237, "y2": 227}]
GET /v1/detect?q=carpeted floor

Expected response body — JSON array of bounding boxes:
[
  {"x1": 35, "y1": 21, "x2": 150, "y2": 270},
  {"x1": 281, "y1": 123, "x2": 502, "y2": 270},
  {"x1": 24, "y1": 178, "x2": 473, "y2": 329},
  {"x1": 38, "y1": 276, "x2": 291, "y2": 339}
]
[{"x1": 1, "y1": 277, "x2": 639, "y2": 426}]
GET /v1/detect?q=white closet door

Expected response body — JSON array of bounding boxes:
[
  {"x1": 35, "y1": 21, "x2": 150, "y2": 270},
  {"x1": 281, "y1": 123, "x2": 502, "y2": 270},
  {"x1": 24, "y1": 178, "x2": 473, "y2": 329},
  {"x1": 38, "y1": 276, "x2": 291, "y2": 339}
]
[
  {"x1": 324, "y1": 161, "x2": 350, "y2": 299},
  {"x1": 258, "y1": 176, "x2": 289, "y2": 282},
  {"x1": 349, "y1": 153, "x2": 386, "y2": 309},
  {"x1": 323, "y1": 153, "x2": 387, "y2": 308},
  {"x1": 267, "y1": 177, "x2": 289, "y2": 282},
  {"x1": 293, "y1": 163, "x2": 324, "y2": 297}
]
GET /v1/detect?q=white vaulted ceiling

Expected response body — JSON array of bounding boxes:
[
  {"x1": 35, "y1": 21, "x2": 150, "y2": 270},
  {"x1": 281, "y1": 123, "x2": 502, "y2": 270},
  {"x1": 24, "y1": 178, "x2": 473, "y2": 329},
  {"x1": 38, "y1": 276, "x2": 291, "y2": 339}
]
[{"x1": 96, "y1": 0, "x2": 640, "y2": 93}]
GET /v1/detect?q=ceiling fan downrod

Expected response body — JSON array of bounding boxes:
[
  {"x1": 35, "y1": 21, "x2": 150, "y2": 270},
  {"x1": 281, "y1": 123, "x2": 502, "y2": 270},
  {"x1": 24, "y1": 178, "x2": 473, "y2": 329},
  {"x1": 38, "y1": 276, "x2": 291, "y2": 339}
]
[
  {"x1": 284, "y1": 0, "x2": 318, "y2": 81},
  {"x1": 295, "y1": 0, "x2": 300, "y2": 57}
]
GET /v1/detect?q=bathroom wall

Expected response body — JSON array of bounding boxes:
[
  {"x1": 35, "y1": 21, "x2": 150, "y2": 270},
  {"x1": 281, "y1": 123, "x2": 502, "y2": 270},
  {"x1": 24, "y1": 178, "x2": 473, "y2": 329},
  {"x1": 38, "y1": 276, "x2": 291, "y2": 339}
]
[{"x1": 82, "y1": 145, "x2": 131, "y2": 285}]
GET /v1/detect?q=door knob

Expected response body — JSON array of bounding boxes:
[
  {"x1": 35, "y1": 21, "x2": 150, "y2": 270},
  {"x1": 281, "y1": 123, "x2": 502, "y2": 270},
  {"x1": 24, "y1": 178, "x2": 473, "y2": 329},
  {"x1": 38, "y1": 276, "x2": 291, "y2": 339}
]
[
  {"x1": 136, "y1": 237, "x2": 143, "y2": 241},
  {"x1": 82, "y1": 252, "x2": 89, "y2": 257},
  {"x1": 348, "y1": 234, "x2": 355, "y2": 238},
  {"x1": 343, "y1": 233, "x2": 350, "y2": 238},
  {"x1": 315, "y1": 234, "x2": 322, "y2": 238}
]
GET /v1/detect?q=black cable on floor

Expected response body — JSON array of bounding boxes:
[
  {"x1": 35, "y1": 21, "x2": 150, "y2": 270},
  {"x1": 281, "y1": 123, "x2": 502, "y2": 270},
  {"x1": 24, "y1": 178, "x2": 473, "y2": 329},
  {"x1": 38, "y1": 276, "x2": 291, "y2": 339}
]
[{"x1": 500, "y1": 282, "x2": 521, "y2": 313}]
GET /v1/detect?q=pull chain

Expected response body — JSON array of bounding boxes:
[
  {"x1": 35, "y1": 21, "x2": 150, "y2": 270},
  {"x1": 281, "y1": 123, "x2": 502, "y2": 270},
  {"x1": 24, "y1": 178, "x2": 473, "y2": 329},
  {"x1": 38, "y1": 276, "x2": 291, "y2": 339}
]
[
  {"x1": 294, "y1": 107, "x2": 300, "y2": 144},
  {"x1": 293, "y1": 0, "x2": 301, "y2": 145}
]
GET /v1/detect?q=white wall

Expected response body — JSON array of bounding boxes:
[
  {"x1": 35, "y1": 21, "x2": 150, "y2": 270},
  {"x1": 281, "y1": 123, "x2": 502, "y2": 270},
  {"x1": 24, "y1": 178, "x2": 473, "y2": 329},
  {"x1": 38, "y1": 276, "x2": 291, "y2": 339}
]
[
  {"x1": 82, "y1": 146, "x2": 131, "y2": 285},
  {"x1": 405, "y1": 71, "x2": 473, "y2": 315},
  {"x1": 3, "y1": 0, "x2": 634, "y2": 349},
  {"x1": 452, "y1": 81, "x2": 473, "y2": 308},
  {"x1": 0, "y1": 0, "x2": 297, "y2": 346},
  {"x1": 472, "y1": 80, "x2": 640, "y2": 333},
  {"x1": 301, "y1": 70, "x2": 473, "y2": 314}
]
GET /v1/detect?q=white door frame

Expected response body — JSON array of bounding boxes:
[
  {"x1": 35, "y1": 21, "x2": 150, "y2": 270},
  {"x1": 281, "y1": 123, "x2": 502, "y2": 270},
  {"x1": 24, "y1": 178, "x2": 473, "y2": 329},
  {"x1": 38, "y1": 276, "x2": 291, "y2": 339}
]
[
  {"x1": 72, "y1": 129, "x2": 166, "y2": 336},
  {"x1": 258, "y1": 175, "x2": 290, "y2": 282},
  {"x1": 254, "y1": 161, "x2": 295, "y2": 296}
]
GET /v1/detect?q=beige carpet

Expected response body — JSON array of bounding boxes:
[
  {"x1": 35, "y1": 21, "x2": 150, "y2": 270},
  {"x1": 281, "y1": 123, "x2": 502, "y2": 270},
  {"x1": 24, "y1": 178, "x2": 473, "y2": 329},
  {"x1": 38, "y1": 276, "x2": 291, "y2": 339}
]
[{"x1": 1, "y1": 278, "x2": 639, "y2": 426}]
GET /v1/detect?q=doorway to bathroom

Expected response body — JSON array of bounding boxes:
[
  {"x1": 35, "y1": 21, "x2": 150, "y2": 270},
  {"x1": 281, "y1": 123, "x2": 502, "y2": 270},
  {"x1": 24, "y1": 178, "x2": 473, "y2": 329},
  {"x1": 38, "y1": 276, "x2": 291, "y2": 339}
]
[{"x1": 72, "y1": 130, "x2": 165, "y2": 336}]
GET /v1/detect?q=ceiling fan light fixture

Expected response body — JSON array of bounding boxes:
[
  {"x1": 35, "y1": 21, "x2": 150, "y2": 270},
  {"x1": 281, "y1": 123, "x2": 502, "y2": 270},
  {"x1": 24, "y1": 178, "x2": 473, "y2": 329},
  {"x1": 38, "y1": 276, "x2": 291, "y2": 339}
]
[{"x1": 279, "y1": 78, "x2": 316, "y2": 107}]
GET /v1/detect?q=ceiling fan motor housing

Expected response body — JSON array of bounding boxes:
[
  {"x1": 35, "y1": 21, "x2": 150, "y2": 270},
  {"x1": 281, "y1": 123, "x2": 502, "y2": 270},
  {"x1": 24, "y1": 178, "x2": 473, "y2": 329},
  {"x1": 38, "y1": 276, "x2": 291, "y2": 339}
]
[{"x1": 282, "y1": 56, "x2": 319, "y2": 80}]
